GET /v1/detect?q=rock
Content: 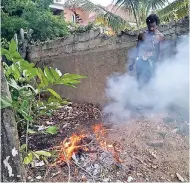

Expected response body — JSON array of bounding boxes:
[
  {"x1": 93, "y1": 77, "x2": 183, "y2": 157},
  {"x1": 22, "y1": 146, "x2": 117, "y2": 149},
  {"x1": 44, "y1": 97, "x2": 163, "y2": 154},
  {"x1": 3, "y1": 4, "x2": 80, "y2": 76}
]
[
  {"x1": 27, "y1": 176, "x2": 32, "y2": 180},
  {"x1": 103, "y1": 178, "x2": 110, "y2": 182},
  {"x1": 137, "y1": 173, "x2": 143, "y2": 176},
  {"x1": 36, "y1": 175, "x2": 42, "y2": 180},
  {"x1": 150, "y1": 151, "x2": 157, "y2": 159},
  {"x1": 176, "y1": 173, "x2": 185, "y2": 182},
  {"x1": 72, "y1": 153, "x2": 78, "y2": 163},
  {"x1": 127, "y1": 176, "x2": 134, "y2": 182},
  {"x1": 171, "y1": 128, "x2": 179, "y2": 133},
  {"x1": 34, "y1": 160, "x2": 45, "y2": 167},
  {"x1": 81, "y1": 175, "x2": 87, "y2": 181},
  {"x1": 151, "y1": 165, "x2": 158, "y2": 169},
  {"x1": 93, "y1": 164, "x2": 100, "y2": 175},
  {"x1": 147, "y1": 140, "x2": 164, "y2": 147},
  {"x1": 163, "y1": 117, "x2": 175, "y2": 123},
  {"x1": 46, "y1": 121, "x2": 54, "y2": 125}
]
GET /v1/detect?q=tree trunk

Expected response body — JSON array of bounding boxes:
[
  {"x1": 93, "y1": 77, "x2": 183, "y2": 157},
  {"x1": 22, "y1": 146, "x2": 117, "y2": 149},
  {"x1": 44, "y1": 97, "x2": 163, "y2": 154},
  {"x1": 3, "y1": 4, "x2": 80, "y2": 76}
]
[{"x1": 1, "y1": 64, "x2": 26, "y2": 182}]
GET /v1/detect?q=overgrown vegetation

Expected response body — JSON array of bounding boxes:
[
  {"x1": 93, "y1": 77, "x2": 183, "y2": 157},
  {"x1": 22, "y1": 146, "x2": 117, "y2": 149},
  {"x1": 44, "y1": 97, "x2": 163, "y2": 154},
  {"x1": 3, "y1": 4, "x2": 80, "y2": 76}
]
[
  {"x1": 1, "y1": 39, "x2": 86, "y2": 165},
  {"x1": 65, "y1": 0, "x2": 189, "y2": 33},
  {"x1": 157, "y1": 0, "x2": 189, "y2": 23},
  {"x1": 1, "y1": 0, "x2": 69, "y2": 42},
  {"x1": 68, "y1": 22, "x2": 97, "y2": 34}
]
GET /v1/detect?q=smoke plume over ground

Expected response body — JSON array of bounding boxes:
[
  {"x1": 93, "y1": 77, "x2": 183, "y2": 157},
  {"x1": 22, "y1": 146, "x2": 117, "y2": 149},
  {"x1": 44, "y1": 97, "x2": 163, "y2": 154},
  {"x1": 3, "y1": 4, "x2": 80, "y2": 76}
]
[{"x1": 103, "y1": 35, "x2": 189, "y2": 123}]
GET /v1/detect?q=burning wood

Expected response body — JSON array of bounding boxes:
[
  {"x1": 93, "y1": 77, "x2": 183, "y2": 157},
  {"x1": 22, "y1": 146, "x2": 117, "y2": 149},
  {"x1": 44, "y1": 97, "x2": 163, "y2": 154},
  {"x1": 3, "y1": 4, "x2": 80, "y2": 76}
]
[{"x1": 51, "y1": 123, "x2": 123, "y2": 166}]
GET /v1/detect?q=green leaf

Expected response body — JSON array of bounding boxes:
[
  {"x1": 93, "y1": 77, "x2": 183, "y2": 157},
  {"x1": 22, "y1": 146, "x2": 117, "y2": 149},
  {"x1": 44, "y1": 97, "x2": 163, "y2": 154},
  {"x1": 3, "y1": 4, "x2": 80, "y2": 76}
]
[
  {"x1": 37, "y1": 68, "x2": 48, "y2": 88},
  {"x1": 20, "y1": 144, "x2": 27, "y2": 152},
  {"x1": 10, "y1": 64, "x2": 21, "y2": 80},
  {"x1": 49, "y1": 67, "x2": 60, "y2": 81},
  {"x1": 1, "y1": 48, "x2": 9, "y2": 55},
  {"x1": 28, "y1": 129, "x2": 37, "y2": 134},
  {"x1": 17, "y1": 60, "x2": 35, "y2": 69},
  {"x1": 5, "y1": 53, "x2": 13, "y2": 61},
  {"x1": 8, "y1": 79, "x2": 21, "y2": 90},
  {"x1": 23, "y1": 153, "x2": 33, "y2": 165},
  {"x1": 61, "y1": 73, "x2": 87, "y2": 80},
  {"x1": 44, "y1": 67, "x2": 55, "y2": 84},
  {"x1": 9, "y1": 39, "x2": 17, "y2": 53},
  {"x1": 23, "y1": 157, "x2": 31, "y2": 165},
  {"x1": 34, "y1": 150, "x2": 51, "y2": 157},
  {"x1": 11, "y1": 51, "x2": 22, "y2": 59},
  {"x1": 47, "y1": 88, "x2": 62, "y2": 100},
  {"x1": 33, "y1": 152, "x2": 40, "y2": 159},
  {"x1": 20, "y1": 99, "x2": 29, "y2": 112},
  {"x1": 0, "y1": 97, "x2": 12, "y2": 109},
  {"x1": 45, "y1": 126, "x2": 58, "y2": 135}
]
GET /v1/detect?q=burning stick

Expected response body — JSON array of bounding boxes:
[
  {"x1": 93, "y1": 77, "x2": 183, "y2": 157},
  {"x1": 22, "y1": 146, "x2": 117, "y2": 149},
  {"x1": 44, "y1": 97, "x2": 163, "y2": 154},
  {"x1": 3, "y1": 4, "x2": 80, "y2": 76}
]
[
  {"x1": 51, "y1": 123, "x2": 123, "y2": 167},
  {"x1": 92, "y1": 124, "x2": 124, "y2": 163}
]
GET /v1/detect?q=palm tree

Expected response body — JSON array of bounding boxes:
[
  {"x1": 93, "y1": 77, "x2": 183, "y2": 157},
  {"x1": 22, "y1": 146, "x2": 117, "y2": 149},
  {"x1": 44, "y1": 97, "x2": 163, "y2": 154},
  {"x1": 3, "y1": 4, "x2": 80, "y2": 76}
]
[
  {"x1": 63, "y1": 0, "x2": 188, "y2": 33},
  {"x1": 63, "y1": 0, "x2": 132, "y2": 32},
  {"x1": 157, "y1": 0, "x2": 189, "y2": 23},
  {"x1": 115, "y1": 0, "x2": 169, "y2": 27}
]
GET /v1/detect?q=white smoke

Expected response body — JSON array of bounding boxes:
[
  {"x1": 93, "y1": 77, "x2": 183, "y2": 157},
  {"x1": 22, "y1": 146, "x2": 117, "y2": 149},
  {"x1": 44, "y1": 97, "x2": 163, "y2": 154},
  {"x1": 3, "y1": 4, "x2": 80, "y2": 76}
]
[{"x1": 103, "y1": 35, "x2": 189, "y2": 123}]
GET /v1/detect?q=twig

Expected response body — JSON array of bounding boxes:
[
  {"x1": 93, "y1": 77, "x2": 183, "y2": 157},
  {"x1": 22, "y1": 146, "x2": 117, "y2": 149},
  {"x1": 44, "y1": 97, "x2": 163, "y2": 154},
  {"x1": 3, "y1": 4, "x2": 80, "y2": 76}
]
[
  {"x1": 43, "y1": 166, "x2": 51, "y2": 180},
  {"x1": 72, "y1": 160, "x2": 95, "y2": 182},
  {"x1": 51, "y1": 171, "x2": 61, "y2": 178},
  {"x1": 63, "y1": 150, "x2": 71, "y2": 183},
  {"x1": 93, "y1": 107, "x2": 103, "y2": 122},
  {"x1": 25, "y1": 103, "x2": 32, "y2": 153},
  {"x1": 50, "y1": 138, "x2": 95, "y2": 150}
]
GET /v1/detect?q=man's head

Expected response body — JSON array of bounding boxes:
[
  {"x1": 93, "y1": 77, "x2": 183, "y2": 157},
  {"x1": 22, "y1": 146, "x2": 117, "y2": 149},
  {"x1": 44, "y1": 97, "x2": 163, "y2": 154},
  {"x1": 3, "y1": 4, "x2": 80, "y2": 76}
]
[{"x1": 146, "y1": 14, "x2": 160, "y2": 32}]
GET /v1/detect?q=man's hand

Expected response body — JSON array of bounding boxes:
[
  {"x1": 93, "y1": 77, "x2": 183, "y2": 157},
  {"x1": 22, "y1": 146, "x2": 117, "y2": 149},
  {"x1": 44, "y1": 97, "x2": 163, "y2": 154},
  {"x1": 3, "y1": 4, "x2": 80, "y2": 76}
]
[
  {"x1": 155, "y1": 29, "x2": 165, "y2": 42},
  {"x1": 129, "y1": 63, "x2": 134, "y2": 71}
]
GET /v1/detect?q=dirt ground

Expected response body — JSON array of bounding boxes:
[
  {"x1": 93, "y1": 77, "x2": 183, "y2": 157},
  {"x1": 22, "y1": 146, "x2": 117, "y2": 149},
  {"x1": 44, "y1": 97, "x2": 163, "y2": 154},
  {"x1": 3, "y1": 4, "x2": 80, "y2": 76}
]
[{"x1": 24, "y1": 102, "x2": 189, "y2": 182}]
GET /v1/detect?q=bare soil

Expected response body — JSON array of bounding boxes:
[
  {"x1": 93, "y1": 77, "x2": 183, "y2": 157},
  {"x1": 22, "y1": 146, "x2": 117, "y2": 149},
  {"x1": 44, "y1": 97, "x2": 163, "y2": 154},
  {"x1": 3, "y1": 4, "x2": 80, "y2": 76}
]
[{"x1": 25, "y1": 102, "x2": 189, "y2": 182}]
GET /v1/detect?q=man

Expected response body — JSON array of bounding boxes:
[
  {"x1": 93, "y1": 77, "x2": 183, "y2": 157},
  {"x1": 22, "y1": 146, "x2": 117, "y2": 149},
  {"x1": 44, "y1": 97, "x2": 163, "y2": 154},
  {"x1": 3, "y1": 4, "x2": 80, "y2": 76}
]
[{"x1": 129, "y1": 14, "x2": 165, "y2": 89}]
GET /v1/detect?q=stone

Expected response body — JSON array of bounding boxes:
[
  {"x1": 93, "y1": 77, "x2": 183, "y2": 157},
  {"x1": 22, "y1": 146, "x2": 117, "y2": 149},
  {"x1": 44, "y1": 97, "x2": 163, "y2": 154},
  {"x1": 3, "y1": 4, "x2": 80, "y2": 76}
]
[
  {"x1": 78, "y1": 32, "x2": 90, "y2": 42},
  {"x1": 147, "y1": 140, "x2": 164, "y2": 147},
  {"x1": 103, "y1": 178, "x2": 110, "y2": 182}
]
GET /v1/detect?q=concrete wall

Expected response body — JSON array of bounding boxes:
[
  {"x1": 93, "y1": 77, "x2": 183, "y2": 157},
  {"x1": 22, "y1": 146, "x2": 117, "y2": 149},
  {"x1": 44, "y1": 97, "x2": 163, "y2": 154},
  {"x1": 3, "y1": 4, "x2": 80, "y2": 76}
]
[{"x1": 28, "y1": 17, "x2": 189, "y2": 104}]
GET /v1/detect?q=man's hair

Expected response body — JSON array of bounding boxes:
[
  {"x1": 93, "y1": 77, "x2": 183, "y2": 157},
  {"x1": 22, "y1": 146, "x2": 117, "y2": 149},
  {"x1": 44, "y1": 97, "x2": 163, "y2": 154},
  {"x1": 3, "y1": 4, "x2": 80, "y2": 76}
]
[{"x1": 146, "y1": 14, "x2": 160, "y2": 25}]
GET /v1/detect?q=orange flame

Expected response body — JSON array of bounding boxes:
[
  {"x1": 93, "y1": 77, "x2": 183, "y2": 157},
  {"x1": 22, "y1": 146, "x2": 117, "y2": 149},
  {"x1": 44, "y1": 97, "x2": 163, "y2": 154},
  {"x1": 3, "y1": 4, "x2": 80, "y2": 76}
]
[
  {"x1": 92, "y1": 124, "x2": 107, "y2": 149},
  {"x1": 52, "y1": 133, "x2": 88, "y2": 165},
  {"x1": 52, "y1": 123, "x2": 123, "y2": 166}
]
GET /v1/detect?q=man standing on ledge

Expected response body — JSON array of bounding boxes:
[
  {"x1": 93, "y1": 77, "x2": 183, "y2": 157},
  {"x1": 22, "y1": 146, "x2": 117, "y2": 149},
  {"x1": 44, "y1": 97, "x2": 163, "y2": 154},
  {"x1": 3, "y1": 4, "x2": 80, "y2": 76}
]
[{"x1": 129, "y1": 14, "x2": 165, "y2": 89}]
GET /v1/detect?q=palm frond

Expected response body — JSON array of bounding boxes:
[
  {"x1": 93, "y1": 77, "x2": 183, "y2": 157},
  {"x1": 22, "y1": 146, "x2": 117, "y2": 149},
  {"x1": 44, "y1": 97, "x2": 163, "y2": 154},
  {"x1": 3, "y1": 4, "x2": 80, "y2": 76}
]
[
  {"x1": 146, "y1": 0, "x2": 169, "y2": 11},
  {"x1": 63, "y1": 0, "x2": 132, "y2": 32},
  {"x1": 115, "y1": 0, "x2": 140, "y2": 26},
  {"x1": 157, "y1": 0, "x2": 189, "y2": 22}
]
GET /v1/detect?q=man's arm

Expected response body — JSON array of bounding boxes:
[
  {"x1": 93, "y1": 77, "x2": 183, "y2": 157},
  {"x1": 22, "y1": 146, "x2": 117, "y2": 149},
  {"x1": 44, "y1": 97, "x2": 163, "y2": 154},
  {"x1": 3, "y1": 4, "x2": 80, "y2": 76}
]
[
  {"x1": 135, "y1": 31, "x2": 144, "y2": 58},
  {"x1": 155, "y1": 30, "x2": 165, "y2": 62},
  {"x1": 129, "y1": 32, "x2": 143, "y2": 70}
]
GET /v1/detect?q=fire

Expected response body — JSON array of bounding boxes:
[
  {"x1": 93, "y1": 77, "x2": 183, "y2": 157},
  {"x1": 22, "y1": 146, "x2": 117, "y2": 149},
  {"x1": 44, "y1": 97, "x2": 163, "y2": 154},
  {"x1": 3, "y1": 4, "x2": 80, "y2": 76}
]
[
  {"x1": 52, "y1": 123, "x2": 123, "y2": 166},
  {"x1": 52, "y1": 133, "x2": 88, "y2": 165},
  {"x1": 92, "y1": 124, "x2": 107, "y2": 148},
  {"x1": 92, "y1": 124, "x2": 105, "y2": 136}
]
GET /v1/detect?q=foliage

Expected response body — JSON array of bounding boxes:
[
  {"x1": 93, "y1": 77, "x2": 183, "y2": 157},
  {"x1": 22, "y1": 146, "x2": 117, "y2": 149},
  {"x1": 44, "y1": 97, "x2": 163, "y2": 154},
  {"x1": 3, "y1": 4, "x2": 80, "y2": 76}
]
[
  {"x1": 1, "y1": 40, "x2": 86, "y2": 118},
  {"x1": 45, "y1": 126, "x2": 58, "y2": 135},
  {"x1": 1, "y1": 39, "x2": 86, "y2": 164},
  {"x1": 64, "y1": 0, "x2": 131, "y2": 32},
  {"x1": 68, "y1": 22, "x2": 96, "y2": 34},
  {"x1": 20, "y1": 144, "x2": 51, "y2": 166},
  {"x1": 1, "y1": 37, "x2": 10, "y2": 49},
  {"x1": 115, "y1": 0, "x2": 169, "y2": 27},
  {"x1": 157, "y1": 0, "x2": 189, "y2": 23},
  {"x1": 1, "y1": 0, "x2": 69, "y2": 41}
]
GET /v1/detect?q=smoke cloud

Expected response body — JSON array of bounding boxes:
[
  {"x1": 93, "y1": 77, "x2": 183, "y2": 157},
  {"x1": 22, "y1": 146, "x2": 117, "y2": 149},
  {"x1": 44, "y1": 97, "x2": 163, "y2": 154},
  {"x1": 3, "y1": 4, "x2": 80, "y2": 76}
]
[{"x1": 103, "y1": 35, "x2": 189, "y2": 123}]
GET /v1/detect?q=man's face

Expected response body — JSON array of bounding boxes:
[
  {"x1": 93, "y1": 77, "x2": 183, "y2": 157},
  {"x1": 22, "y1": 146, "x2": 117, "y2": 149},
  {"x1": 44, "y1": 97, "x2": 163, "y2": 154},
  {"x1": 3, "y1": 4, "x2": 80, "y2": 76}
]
[{"x1": 148, "y1": 22, "x2": 157, "y2": 32}]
